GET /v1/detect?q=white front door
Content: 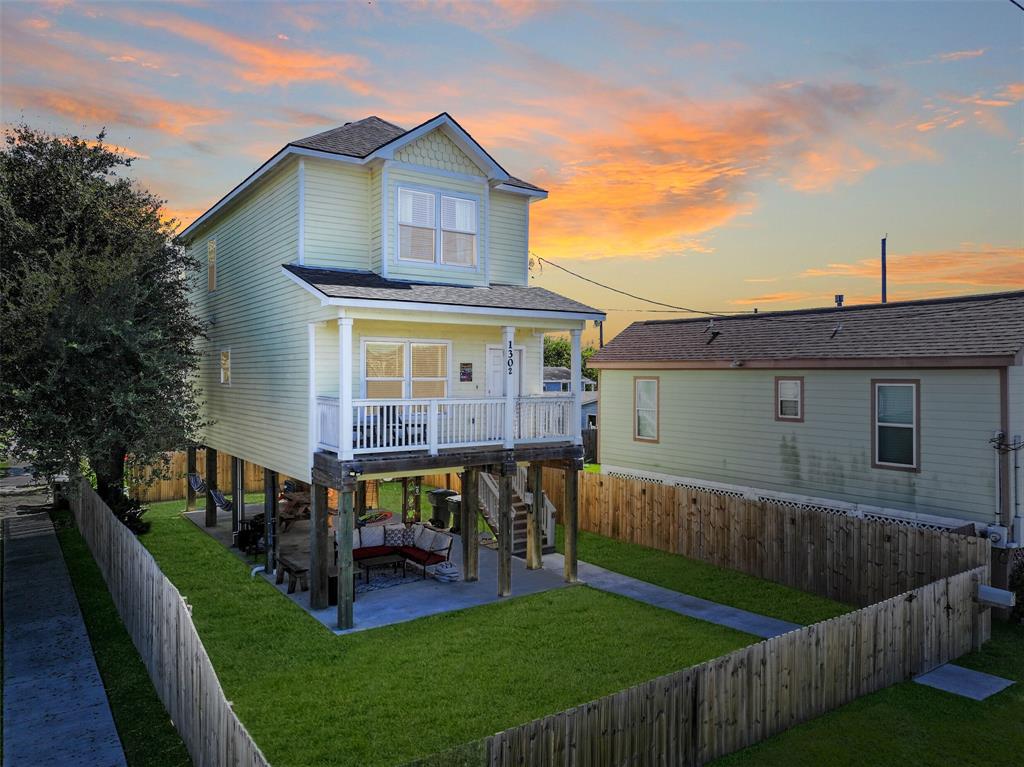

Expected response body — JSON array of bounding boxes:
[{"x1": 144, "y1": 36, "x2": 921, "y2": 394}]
[{"x1": 486, "y1": 346, "x2": 523, "y2": 397}]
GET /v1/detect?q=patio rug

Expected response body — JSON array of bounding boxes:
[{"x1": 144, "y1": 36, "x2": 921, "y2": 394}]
[{"x1": 355, "y1": 567, "x2": 424, "y2": 594}]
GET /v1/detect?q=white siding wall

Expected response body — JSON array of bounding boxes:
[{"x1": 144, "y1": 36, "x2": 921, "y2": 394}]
[
  {"x1": 189, "y1": 158, "x2": 336, "y2": 482},
  {"x1": 488, "y1": 191, "x2": 529, "y2": 286},
  {"x1": 302, "y1": 158, "x2": 370, "y2": 270},
  {"x1": 598, "y1": 367, "x2": 1003, "y2": 524}
]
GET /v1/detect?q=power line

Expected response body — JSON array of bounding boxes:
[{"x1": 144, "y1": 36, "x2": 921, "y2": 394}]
[
  {"x1": 1009, "y1": 0, "x2": 1024, "y2": 13},
  {"x1": 530, "y1": 254, "x2": 730, "y2": 317}
]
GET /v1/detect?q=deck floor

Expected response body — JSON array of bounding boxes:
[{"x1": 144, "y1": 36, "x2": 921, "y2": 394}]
[{"x1": 184, "y1": 505, "x2": 569, "y2": 635}]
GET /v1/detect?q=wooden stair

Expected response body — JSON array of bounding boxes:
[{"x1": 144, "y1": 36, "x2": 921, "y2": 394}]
[{"x1": 478, "y1": 472, "x2": 554, "y2": 558}]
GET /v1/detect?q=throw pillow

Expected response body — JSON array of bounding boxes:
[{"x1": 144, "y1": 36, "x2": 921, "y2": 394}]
[
  {"x1": 415, "y1": 526, "x2": 437, "y2": 552},
  {"x1": 431, "y1": 532, "x2": 451, "y2": 553},
  {"x1": 361, "y1": 524, "x2": 385, "y2": 547},
  {"x1": 401, "y1": 526, "x2": 418, "y2": 546},
  {"x1": 384, "y1": 525, "x2": 405, "y2": 547}
]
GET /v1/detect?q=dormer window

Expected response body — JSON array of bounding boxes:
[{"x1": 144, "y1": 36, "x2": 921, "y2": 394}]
[{"x1": 397, "y1": 186, "x2": 477, "y2": 269}]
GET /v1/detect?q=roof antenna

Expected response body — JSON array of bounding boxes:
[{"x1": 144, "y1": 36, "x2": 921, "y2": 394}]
[
  {"x1": 881, "y1": 234, "x2": 887, "y2": 304},
  {"x1": 831, "y1": 322, "x2": 843, "y2": 339},
  {"x1": 703, "y1": 319, "x2": 721, "y2": 344}
]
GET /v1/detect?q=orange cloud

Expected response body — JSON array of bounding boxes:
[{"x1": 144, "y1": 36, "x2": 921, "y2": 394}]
[
  {"x1": 112, "y1": 9, "x2": 369, "y2": 91},
  {"x1": 784, "y1": 141, "x2": 879, "y2": 192},
  {"x1": 4, "y1": 85, "x2": 228, "y2": 136},
  {"x1": 729, "y1": 291, "x2": 817, "y2": 306},
  {"x1": 801, "y1": 245, "x2": 1024, "y2": 288}
]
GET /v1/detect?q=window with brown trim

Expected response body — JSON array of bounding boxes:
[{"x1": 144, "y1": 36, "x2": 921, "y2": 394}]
[
  {"x1": 872, "y1": 380, "x2": 919, "y2": 470},
  {"x1": 775, "y1": 376, "x2": 804, "y2": 422},
  {"x1": 634, "y1": 377, "x2": 658, "y2": 442}
]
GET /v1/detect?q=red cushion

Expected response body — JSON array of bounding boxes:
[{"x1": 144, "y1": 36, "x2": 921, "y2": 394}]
[
  {"x1": 400, "y1": 547, "x2": 445, "y2": 565},
  {"x1": 354, "y1": 546, "x2": 396, "y2": 560}
]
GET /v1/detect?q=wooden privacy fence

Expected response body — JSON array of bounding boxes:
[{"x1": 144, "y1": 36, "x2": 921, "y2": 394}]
[
  {"x1": 542, "y1": 471, "x2": 991, "y2": 608},
  {"x1": 486, "y1": 565, "x2": 990, "y2": 766},
  {"x1": 70, "y1": 478, "x2": 269, "y2": 767},
  {"x1": 128, "y1": 449, "x2": 266, "y2": 503}
]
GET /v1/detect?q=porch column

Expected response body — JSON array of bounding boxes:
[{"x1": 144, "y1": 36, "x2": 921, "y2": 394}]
[
  {"x1": 498, "y1": 461, "x2": 515, "y2": 597},
  {"x1": 461, "y1": 467, "x2": 479, "y2": 582},
  {"x1": 563, "y1": 461, "x2": 579, "y2": 583},
  {"x1": 502, "y1": 325, "x2": 516, "y2": 449},
  {"x1": 338, "y1": 317, "x2": 354, "y2": 461},
  {"x1": 570, "y1": 327, "x2": 583, "y2": 446},
  {"x1": 526, "y1": 461, "x2": 544, "y2": 570},
  {"x1": 230, "y1": 456, "x2": 242, "y2": 538},
  {"x1": 309, "y1": 483, "x2": 330, "y2": 610},
  {"x1": 204, "y1": 447, "x2": 218, "y2": 527},
  {"x1": 185, "y1": 446, "x2": 197, "y2": 512},
  {"x1": 336, "y1": 488, "x2": 355, "y2": 630},
  {"x1": 263, "y1": 469, "x2": 278, "y2": 573}
]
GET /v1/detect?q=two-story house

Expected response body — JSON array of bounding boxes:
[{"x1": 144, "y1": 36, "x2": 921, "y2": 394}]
[{"x1": 179, "y1": 113, "x2": 604, "y2": 628}]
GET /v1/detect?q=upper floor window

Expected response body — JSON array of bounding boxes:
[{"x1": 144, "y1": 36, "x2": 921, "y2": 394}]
[
  {"x1": 775, "y1": 377, "x2": 803, "y2": 421},
  {"x1": 219, "y1": 350, "x2": 231, "y2": 385},
  {"x1": 873, "y1": 380, "x2": 918, "y2": 470},
  {"x1": 207, "y1": 239, "x2": 217, "y2": 292},
  {"x1": 634, "y1": 377, "x2": 658, "y2": 442},
  {"x1": 397, "y1": 187, "x2": 477, "y2": 269}
]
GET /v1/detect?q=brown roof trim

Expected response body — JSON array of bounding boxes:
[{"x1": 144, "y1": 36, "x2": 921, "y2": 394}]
[{"x1": 589, "y1": 356, "x2": 1015, "y2": 370}]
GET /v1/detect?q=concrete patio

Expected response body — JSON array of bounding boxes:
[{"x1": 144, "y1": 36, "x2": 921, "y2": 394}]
[{"x1": 185, "y1": 503, "x2": 569, "y2": 634}]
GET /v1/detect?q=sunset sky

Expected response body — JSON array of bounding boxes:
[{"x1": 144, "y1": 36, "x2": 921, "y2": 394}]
[{"x1": 2, "y1": 0, "x2": 1022, "y2": 341}]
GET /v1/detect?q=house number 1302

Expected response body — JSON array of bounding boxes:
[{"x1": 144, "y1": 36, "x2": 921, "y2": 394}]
[{"x1": 507, "y1": 341, "x2": 514, "y2": 375}]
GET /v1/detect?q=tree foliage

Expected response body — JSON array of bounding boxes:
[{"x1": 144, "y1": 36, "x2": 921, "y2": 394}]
[
  {"x1": 0, "y1": 125, "x2": 204, "y2": 503},
  {"x1": 543, "y1": 336, "x2": 598, "y2": 382}
]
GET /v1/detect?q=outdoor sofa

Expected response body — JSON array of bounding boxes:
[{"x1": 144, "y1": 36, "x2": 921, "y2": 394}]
[{"x1": 352, "y1": 523, "x2": 454, "y2": 577}]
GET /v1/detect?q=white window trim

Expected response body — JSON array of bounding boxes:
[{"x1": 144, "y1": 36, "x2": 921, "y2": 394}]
[
  {"x1": 394, "y1": 183, "x2": 481, "y2": 272},
  {"x1": 207, "y1": 239, "x2": 217, "y2": 293},
  {"x1": 219, "y1": 349, "x2": 231, "y2": 386},
  {"x1": 874, "y1": 382, "x2": 918, "y2": 469},
  {"x1": 776, "y1": 377, "x2": 803, "y2": 421},
  {"x1": 360, "y1": 337, "x2": 453, "y2": 398}
]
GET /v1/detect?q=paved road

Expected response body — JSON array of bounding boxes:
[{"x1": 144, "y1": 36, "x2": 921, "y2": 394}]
[{"x1": 2, "y1": 468, "x2": 127, "y2": 767}]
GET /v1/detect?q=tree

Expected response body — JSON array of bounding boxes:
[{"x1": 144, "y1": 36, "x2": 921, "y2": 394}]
[
  {"x1": 0, "y1": 125, "x2": 204, "y2": 507},
  {"x1": 543, "y1": 336, "x2": 598, "y2": 384}
]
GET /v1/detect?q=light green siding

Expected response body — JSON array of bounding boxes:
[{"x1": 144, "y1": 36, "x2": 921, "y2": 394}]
[
  {"x1": 368, "y1": 164, "x2": 382, "y2": 273},
  {"x1": 302, "y1": 157, "x2": 370, "y2": 270},
  {"x1": 384, "y1": 166, "x2": 489, "y2": 286},
  {"x1": 488, "y1": 191, "x2": 528, "y2": 286},
  {"x1": 314, "y1": 320, "x2": 543, "y2": 398},
  {"x1": 598, "y1": 367, "x2": 1003, "y2": 524},
  {"x1": 188, "y1": 158, "x2": 335, "y2": 482}
]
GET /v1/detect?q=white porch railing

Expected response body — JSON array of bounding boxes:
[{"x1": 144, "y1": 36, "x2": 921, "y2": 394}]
[{"x1": 316, "y1": 394, "x2": 574, "y2": 456}]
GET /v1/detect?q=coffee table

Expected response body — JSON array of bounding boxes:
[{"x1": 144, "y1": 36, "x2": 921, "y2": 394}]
[{"x1": 358, "y1": 553, "x2": 406, "y2": 583}]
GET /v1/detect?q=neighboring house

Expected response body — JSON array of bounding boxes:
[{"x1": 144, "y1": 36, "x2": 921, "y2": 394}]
[
  {"x1": 543, "y1": 366, "x2": 597, "y2": 392},
  {"x1": 544, "y1": 366, "x2": 598, "y2": 430},
  {"x1": 589, "y1": 292, "x2": 1024, "y2": 557},
  {"x1": 179, "y1": 113, "x2": 605, "y2": 627}
]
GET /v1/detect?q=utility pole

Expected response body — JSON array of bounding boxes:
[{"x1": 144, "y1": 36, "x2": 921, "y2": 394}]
[{"x1": 881, "y1": 235, "x2": 887, "y2": 303}]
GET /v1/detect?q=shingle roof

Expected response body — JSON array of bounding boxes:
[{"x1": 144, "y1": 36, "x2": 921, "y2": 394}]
[
  {"x1": 289, "y1": 114, "x2": 545, "y2": 192},
  {"x1": 290, "y1": 116, "x2": 406, "y2": 158},
  {"x1": 284, "y1": 265, "x2": 603, "y2": 316},
  {"x1": 590, "y1": 291, "x2": 1024, "y2": 366},
  {"x1": 544, "y1": 366, "x2": 596, "y2": 382}
]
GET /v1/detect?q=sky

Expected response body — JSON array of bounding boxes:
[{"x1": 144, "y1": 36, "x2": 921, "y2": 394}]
[{"x1": 2, "y1": 0, "x2": 1022, "y2": 342}]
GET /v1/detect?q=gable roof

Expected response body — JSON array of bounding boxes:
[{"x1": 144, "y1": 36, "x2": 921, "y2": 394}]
[
  {"x1": 282, "y1": 265, "x2": 604, "y2": 319},
  {"x1": 179, "y1": 112, "x2": 545, "y2": 242},
  {"x1": 544, "y1": 366, "x2": 596, "y2": 382},
  {"x1": 590, "y1": 291, "x2": 1024, "y2": 369}
]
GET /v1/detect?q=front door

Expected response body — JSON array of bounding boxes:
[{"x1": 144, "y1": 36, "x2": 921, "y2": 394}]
[{"x1": 486, "y1": 346, "x2": 523, "y2": 397}]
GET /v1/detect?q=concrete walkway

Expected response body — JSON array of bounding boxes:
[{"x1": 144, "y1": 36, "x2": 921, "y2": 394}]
[
  {"x1": 542, "y1": 553, "x2": 802, "y2": 639},
  {"x1": 2, "y1": 513, "x2": 127, "y2": 767}
]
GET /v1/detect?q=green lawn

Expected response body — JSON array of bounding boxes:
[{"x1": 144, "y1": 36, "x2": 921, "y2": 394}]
[
  {"x1": 51, "y1": 509, "x2": 192, "y2": 767},
  {"x1": 557, "y1": 526, "x2": 849, "y2": 625},
  {"x1": 137, "y1": 497, "x2": 756, "y2": 766},
  {"x1": 715, "y1": 620, "x2": 1024, "y2": 766}
]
